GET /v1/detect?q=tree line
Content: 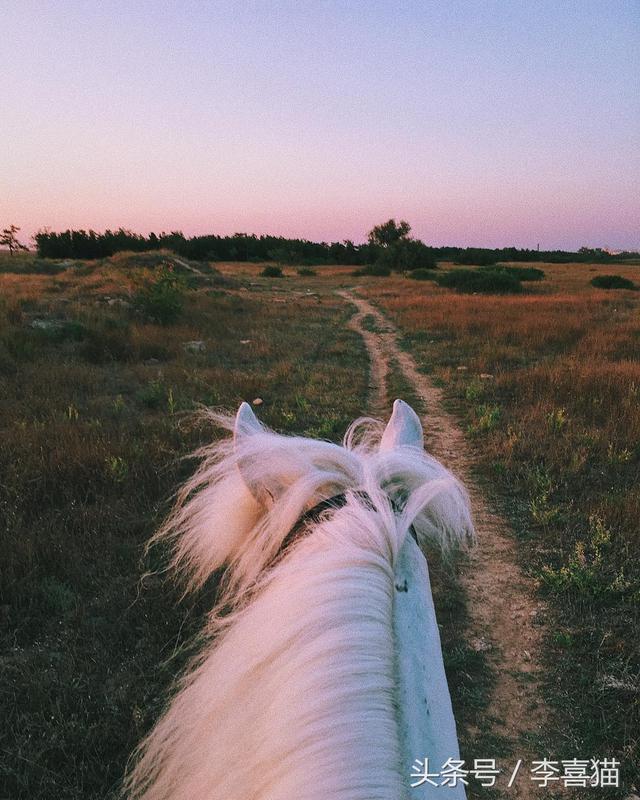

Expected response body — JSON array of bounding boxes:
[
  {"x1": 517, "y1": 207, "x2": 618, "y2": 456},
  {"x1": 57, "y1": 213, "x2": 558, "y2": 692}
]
[
  {"x1": 32, "y1": 229, "x2": 379, "y2": 265},
  {"x1": 21, "y1": 224, "x2": 640, "y2": 266}
]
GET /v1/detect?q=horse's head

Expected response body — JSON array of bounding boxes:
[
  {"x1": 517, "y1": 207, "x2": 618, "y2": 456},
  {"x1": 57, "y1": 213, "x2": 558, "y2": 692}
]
[
  {"x1": 130, "y1": 402, "x2": 474, "y2": 800},
  {"x1": 156, "y1": 400, "x2": 474, "y2": 612}
]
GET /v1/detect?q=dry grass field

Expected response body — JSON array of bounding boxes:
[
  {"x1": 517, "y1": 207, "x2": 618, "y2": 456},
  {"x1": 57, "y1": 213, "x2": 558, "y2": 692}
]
[
  {"x1": 0, "y1": 253, "x2": 367, "y2": 798},
  {"x1": 1, "y1": 253, "x2": 638, "y2": 797},
  {"x1": 361, "y1": 262, "x2": 640, "y2": 793}
]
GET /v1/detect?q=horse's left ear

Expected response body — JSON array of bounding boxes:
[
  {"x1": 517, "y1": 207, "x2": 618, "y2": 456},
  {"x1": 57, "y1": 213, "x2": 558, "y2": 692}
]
[
  {"x1": 234, "y1": 402, "x2": 270, "y2": 505},
  {"x1": 234, "y1": 401, "x2": 262, "y2": 441},
  {"x1": 380, "y1": 399, "x2": 424, "y2": 451}
]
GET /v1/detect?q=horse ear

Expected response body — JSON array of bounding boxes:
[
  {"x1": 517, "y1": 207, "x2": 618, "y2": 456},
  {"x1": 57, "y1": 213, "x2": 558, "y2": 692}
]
[
  {"x1": 234, "y1": 402, "x2": 270, "y2": 505},
  {"x1": 234, "y1": 401, "x2": 262, "y2": 441},
  {"x1": 380, "y1": 399, "x2": 424, "y2": 451}
]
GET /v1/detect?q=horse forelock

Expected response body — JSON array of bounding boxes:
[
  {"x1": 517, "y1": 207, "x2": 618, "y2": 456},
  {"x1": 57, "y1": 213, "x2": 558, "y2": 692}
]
[{"x1": 151, "y1": 411, "x2": 472, "y2": 608}]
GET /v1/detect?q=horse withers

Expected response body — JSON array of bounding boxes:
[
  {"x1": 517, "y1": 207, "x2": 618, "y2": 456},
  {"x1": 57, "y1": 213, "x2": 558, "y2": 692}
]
[{"x1": 125, "y1": 399, "x2": 474, "y2": 800}]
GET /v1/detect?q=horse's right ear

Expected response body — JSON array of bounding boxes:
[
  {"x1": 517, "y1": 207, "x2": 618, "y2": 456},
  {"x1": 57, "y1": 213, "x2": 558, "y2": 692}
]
[
  {"x1": 379, "y1": 399, "x2": 424, "y2": 451},
  {"x1": 234, "y1": 402, "x2": 269, "y2": 505}
]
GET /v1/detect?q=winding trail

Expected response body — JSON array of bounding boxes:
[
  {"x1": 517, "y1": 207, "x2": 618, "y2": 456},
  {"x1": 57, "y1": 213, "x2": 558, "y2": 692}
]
[{"x1": 339, "y1": 290, "x2": 549, "y2": 799}]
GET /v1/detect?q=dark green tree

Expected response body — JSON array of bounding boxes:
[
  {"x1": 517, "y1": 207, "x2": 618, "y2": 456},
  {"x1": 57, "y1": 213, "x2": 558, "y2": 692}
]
[
  {"x1": 368, "y1": 218, "x2": 411, "y2": 248},
  {"x1": 377, "y1": 238, "x2": 437, "y2": 272}
]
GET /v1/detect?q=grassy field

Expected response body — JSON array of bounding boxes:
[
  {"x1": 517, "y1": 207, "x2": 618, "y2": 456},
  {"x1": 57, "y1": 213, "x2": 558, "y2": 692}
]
[
  {"x1": 1, "y1": 252, "x2": 637, "y2": 797},
  {"x1": 361, "y1": 262, "x2": 640, "y2": 793},
  {"x1": 0, "y1": 253, "x2": 368, "y2": 798}
]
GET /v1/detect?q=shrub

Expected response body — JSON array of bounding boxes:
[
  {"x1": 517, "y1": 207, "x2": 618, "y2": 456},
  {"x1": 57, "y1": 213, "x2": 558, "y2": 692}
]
[
  {"x1": 409, "y1": 268, "x2": 438, "y2": 281},
  {"x1": 507, "y1": 265, "x2": 545, "y2": 281},
  {"x1": 436, "y1": 268, "x2": 522, "y2": 294},
  {"x1": 133, "y1": 267, "x2": 186, "y2": 324},
  {"x1": 297, "y1": 267, "x2": 316, "y2": 277},
  {"x1": 454, "y1": 248, "x2": 499, "y2": 266},
  {"x1": 261, "y1": 265, "x2": 284, "y2": 278},
  {"x1": 481, "y1": 265, "x2": 545, "y2": 281},
  {"x1": 590, "y1": 274, "x2": 635, "y2": 290}
]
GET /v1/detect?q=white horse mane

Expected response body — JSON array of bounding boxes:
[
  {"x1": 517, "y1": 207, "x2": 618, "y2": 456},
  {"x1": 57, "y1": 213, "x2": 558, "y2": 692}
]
[{"x1": 125, "y1": 405, "x2": 474, "y2": 800}]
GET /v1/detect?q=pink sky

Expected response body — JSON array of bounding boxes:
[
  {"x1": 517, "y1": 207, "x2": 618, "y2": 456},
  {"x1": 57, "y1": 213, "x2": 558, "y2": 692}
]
[{"x1": 2, "y1": 2, "x2": 638, "y2": 250}]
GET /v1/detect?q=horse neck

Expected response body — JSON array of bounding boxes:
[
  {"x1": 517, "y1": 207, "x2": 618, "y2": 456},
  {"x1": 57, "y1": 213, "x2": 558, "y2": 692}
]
[{"x1": 132, "y1": 509, "x2": 405, "y2": 800}]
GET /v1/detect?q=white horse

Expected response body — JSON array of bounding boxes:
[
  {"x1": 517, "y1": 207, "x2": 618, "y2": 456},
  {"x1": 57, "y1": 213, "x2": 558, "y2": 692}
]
[{"x1": 125, "y1": 399, "x2": 474, "y2": 800}]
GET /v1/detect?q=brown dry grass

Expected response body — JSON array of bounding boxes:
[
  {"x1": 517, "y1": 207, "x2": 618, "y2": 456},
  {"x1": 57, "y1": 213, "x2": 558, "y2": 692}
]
[
  {"x1": 361, "y1": 262, "x2": 640, "y2": 792},
  {"x1": 3, "y1": 251, "x2": 638, "y2": 796},
  {"x1": 0, "y1": 255, "x2": 367, "y2": 799}
]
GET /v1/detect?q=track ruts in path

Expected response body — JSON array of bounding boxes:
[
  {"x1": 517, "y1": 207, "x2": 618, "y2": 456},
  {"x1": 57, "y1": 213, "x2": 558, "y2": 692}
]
[{"x1": 339, "y1": 289, "x2": 549, "y2": 800}]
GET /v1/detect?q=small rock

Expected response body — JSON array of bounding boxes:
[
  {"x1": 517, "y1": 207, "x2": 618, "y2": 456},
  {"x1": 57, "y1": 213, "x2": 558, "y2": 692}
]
[
  {"x1": 600, "y1": 675, "x2": 639, "y2": 692},
  {"x1": 108, "y1": 298, "x2": 132, "y2": 308},
  {"x1": 240, "y1": 339, "x2": 251, "y2": 345},
  {"x1": 479, "y1": 373, "x2": 494, "y2": 380},
  {"x1": 30, "y1": 318, "x2": 64, "y2": 331},
  {"x1": 183, "y1": 340, "x2": 206, "y2": 354},
  {"x1": 252, "y1": 397, "x2": 263, "y2": 406},
  {"x1": 456, "y1": 366, "x2": 468, "y2": 372}
]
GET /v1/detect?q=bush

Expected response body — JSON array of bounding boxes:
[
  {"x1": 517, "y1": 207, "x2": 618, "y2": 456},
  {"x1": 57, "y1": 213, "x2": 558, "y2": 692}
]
[
  {"x1": 133, "y1": 267, "x2": 186, "y2": 324},
  {"x1": 436, "y1": 268, "x2": 522, "y2": 294},
  {"x1": 590, "y1": 274, "x2": 635, "y2": 290},
  {"x1": 297, "y1": 267, "x2": 316, "y2": 277},
  {"x1": 481, "y1": 265, "x2": 545, "y2": 281},
  {"x1": 454, "y1": 248, "x2": 499, "y2": 266},
  {"x1": 409, "y1": 268, "x2": 438, "y2": 281},
  {"x1": 261, "y1": 265, "x2": 284, "y2": 278}
]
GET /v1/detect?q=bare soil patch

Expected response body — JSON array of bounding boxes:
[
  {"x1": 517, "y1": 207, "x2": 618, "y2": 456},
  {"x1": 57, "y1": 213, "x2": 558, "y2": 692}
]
[{"x1": 339, "y1": 289, "x2": 549, "y2": 799}]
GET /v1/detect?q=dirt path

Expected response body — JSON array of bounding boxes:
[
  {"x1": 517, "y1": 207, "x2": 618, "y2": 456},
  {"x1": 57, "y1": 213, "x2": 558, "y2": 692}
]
[{"x1": 339, "y1": 290, "x2": 548, "y2": 799}]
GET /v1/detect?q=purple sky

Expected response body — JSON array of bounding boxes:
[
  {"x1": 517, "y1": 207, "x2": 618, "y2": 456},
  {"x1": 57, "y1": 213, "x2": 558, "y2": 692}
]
[{"x1": 2, "y1": 1, "x2": 638, "y2": 250}]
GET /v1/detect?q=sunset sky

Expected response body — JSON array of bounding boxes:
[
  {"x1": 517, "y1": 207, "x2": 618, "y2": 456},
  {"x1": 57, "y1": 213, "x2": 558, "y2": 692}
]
[{"x1": 2, "y1": 1, "x2": 638, "y2": 250}]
